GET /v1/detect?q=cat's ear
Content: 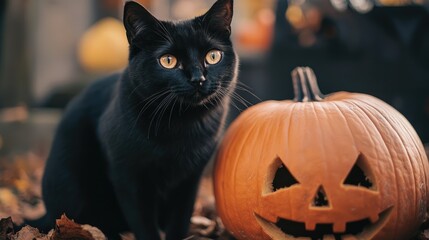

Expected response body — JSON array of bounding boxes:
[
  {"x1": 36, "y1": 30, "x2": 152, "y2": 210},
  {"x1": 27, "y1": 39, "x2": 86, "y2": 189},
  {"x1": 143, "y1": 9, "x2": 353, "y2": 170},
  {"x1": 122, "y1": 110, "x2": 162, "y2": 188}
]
[
  {"x1": 200, "y1": 0, "x2": 233, "y2": 36},
  {"x1": 123, "y1": 1, "x2": 158, "y2": 44}
]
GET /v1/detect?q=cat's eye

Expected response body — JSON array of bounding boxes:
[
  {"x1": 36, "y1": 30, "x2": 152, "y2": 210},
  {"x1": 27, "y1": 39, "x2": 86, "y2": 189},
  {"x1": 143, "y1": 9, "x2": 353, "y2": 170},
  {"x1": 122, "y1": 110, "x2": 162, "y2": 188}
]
[
  {"x1": 205, "y1": 50, "x2": 222, "y2": 65},
  {"x1": 159, "y1": 54, "x2": 177, "y2": 69}
]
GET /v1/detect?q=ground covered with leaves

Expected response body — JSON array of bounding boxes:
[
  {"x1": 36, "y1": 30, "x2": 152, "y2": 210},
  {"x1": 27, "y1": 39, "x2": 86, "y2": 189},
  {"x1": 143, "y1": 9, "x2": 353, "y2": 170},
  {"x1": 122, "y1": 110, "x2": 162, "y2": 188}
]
[{"x1": 0, "y1": 153, "x2": 234, "y2": 240}]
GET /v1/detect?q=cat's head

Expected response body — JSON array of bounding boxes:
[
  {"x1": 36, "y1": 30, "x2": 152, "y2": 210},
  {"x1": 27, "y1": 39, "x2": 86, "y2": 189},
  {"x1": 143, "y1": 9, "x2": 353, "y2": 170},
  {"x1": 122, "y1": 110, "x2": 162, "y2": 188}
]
[{"x1": 123, "y1": 0, "x2": 237, "y2": 108}]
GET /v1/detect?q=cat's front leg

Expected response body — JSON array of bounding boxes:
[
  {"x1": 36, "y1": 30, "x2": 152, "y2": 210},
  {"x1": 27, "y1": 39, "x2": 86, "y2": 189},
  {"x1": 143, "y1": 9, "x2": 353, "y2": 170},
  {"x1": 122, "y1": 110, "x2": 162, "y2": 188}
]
[
  {"x1": 164, "y1": 172, "x2": 201, "y2": 240},
  {"x1": 110, "y1": 168, "x2": 161, "y2": 240}
]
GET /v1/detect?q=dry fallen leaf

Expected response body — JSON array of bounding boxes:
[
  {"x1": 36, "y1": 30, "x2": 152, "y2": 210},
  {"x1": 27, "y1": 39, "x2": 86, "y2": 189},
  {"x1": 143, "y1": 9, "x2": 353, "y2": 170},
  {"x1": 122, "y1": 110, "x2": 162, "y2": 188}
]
[
  {"x1": 119, "y1": 233, "x2": 135, "y2": 240},
  {"x1": 0, "y1": 217, "x2": 14, "y2": 239},
  {"x1": 191, "y1": 216, "x2": 216, "y2": 236},
  {"x1": 10, "y1": 225, "x2": 49, "y2": 240},
  {"x1": 51, "y1": 214, "x2": 106, "y2": 240},
  {"x1": 81, "y1": 224, "x2": 107, "y2": 240}
]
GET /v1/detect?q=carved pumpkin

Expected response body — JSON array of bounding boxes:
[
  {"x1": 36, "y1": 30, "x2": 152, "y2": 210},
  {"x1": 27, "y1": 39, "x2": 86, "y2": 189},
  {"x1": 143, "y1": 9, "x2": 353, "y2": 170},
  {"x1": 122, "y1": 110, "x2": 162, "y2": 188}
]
[{"x1": 214, "y1": 67, "x2": 429, "y2": 240}]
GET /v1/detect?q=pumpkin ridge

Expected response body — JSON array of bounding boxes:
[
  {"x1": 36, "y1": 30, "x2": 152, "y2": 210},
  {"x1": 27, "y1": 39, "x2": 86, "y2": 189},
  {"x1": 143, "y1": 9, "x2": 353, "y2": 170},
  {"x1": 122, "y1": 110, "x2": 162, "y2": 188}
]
[
  {"x1": 273, "y1": 103, "x2": 298, "y2": 183},
  {"x1": 368, "y1": 99, "x2": 425, "y2": 230},
  {"x1": 335, "y1": 100, "x2": 375, "y2": 185},
  {"x1": 340, "y1": 98, "x2": 420, "y2": 238},
  {"x1": 341, "y1": 99, "x2": 387, "y2": 189},
  {"x1": 214, "y1": 116, "x2": 240, "y2": 232},
  {"x1": 309, "y1": 101, "x2": 330, "y2": 187},
  {"x1": 368, "y1": 98, "x2": 429, "y2": 220},
  {"x1": 222, "y1": 113, "x2": 264, "y2": 236},
  {"x1": 355, "y1": 97, "x2": 428, "y2": 227},
  {"x1": 269, "y1": 104, "x2": 298, "y2": 226},
  {"x1": 235, "y1": 118, "x2": 262, "y2": 232},
  {"x1": 359, "y1": 96, "x2": 429, "y2": 205},
  {"x1": 349, "y1": 100, "x2": 404, "y2": 237},
  {"x1": 286, "y1": 102, "x2": 298, "y2": 155},
  {"x1": 330, "y1": 101, "x2": 358, "y2": 146},
  {"x1": 255, "y1": 107, "x2": 294, "y2": 238},
  {"x1": 378, "y1": 98, "x2": 429, "y2": 218},
  {"x1": 258, "y1": 118, "x2": 282, "y2": 195}
]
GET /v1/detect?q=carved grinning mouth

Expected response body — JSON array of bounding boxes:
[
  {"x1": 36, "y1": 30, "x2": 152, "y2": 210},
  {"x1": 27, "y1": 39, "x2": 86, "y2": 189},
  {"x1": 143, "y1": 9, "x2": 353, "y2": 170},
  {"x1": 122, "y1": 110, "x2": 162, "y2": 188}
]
[{"x1": 255, "y1": 207, "x2": 392, "y2": 240}]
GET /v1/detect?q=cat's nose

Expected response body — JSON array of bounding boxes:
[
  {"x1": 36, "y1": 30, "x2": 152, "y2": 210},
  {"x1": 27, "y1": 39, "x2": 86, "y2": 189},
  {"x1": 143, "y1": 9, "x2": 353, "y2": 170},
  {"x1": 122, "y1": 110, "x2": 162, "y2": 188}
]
[
  {"x1": 189, "y1": 65, "x2": 206, "y2": 87},
  {"x1": 190, "y1": 73, "x2": 206, "y2": 87}
]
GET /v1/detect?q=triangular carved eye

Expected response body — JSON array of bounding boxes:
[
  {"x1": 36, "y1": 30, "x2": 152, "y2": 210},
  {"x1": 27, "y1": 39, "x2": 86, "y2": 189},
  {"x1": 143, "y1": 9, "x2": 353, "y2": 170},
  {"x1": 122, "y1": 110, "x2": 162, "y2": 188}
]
[
  {"x1": 343, "y1": 153, "x2": 376, "y2": 190},
  {"x1": 272, "y1": 158, "x2": 299, "y2": 192}
]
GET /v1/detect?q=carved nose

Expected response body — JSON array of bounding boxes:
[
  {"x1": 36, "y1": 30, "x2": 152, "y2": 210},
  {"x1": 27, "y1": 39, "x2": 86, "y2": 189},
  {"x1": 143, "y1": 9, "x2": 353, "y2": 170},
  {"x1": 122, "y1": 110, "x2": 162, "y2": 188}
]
[{"x1": 311, "y1": 185, "x2": 330, "y2": 207}]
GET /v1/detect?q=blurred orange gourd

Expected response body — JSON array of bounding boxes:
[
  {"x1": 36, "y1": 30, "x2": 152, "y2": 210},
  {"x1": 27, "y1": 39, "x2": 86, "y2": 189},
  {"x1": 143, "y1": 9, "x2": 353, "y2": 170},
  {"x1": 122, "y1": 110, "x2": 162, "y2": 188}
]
[{"x1": 78, "y1": 18, "x2": 129, "y2": 73}]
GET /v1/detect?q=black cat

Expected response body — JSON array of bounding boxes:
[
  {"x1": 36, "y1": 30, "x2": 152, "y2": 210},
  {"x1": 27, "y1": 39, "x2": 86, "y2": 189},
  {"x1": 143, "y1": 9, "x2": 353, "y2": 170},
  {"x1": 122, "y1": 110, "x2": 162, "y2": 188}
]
[{"x1": 35, "y1": 0, "x2": 237, "y2": 239}]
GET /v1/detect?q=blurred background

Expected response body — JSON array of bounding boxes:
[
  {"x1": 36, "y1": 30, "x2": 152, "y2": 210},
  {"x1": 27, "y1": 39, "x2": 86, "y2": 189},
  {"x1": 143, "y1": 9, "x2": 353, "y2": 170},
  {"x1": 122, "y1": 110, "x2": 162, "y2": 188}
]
[
  {"x1": 1, "y1": 0, "x2": 429, "y2": 158},
  {"x1": 0, "y1": 0, "x2": 428, "y2": 164},
  {"x1": 0, "y1": 0, "x2": 428, "y2": 236}
]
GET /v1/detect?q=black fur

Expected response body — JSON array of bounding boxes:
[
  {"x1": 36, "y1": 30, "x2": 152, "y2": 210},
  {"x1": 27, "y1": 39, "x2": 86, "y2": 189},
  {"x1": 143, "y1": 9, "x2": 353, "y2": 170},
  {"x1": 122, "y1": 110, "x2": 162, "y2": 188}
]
[{"x1": 36, "y1": 0, "x2": 237, "y2": 239}]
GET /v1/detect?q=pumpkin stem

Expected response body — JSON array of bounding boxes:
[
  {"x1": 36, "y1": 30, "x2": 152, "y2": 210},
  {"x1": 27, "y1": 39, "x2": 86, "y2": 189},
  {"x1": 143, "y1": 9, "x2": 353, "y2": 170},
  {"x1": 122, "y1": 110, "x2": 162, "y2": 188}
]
[{"x1": 291, "y1": 67, "x2": 325, "y2": 102}]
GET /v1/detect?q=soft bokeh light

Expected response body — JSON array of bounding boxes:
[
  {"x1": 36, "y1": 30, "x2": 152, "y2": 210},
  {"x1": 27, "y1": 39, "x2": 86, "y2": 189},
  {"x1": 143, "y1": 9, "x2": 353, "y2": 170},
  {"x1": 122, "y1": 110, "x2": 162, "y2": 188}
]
[
  {"x1": 350, "y1": 0, "x2": 374, "y2": 13},
  {"x1": 78, "y1": 18, "x2": 129, "y2": 73},
  {"x1": 379, "y1": 0, "x2": 414, "y2": 5},
  {"x1": 286, "y1": 5, "x2": 305, "y2": 29},
  {"x1": 330, "y1": 0, "x2": 348, "y2": 10}
]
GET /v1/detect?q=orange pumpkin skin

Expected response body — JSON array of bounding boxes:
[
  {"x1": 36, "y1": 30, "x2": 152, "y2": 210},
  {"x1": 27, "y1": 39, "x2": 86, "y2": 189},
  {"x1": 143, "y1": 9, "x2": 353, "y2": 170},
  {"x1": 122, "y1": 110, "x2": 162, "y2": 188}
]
[{"x1": 214, "y1": 68, "x2": 429, "y2": 240}]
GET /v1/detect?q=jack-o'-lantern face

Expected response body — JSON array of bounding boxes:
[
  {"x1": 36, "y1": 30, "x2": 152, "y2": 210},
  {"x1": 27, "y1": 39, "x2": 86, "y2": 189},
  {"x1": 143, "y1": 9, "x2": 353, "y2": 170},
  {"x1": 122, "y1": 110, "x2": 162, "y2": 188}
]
[
  {"x1": 214, "y1": 67, "x2": 429, "y2": 240},
  {"x1": 254, "y1": 153, "x2": 393, "y2": 239}
]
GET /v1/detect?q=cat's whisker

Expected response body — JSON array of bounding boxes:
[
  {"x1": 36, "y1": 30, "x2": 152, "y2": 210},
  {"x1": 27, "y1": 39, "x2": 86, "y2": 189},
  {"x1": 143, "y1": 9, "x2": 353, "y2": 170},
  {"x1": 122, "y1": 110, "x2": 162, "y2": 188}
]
[
  {"x1": 168, "y1": 97, "x2": 178, "y2": 129},
  {"x1": 221, "y1": 80, "x2": 261, "y2": 103},
  {"x1": 231, "y1": 92, "x2": 251, "y2": 108},
  {"x1": 147, "y1": 102, "x2": 163, "y2": 138},
  {"x1": 148, "y1": 92, "x2": 172, "y2": 137},
  {"x1": 143, "y1": 89, "x2": 170, "y2": 103},
  {"x1": 125, "y1": 90, "x2": 166, "y2": 119},
  {"x1": 178, "y1": 98, "x2": 184, "y2": 115},
  {"x1": 162, "y1": 94, "x2": 176, "y2": 127},
  {"x1": 128, "y1": 80, "x2": 146, "y2": 99},
  {"x1": 140, "y1": 90, "x2": 171, "y2": 113},
  {"x1": 123, "y1": 86, "x2": 158, "y2": 117},
  {"x1": 234, "y1": 86, "x2": 262, "y2": 102},
  {"x1": 225, "y1": 91, "x2": 245, "y2": 111},
  {"x1": 229, "y1": 100, "x2": 243, "y2": 111},
  {"x1": 215, "y1": 89, "x2": 241, "y2": 111},
  {"x1": 183, "y1": 101, "x2": 192, "y2": 112},
  {"x1": 131, "y1": 90, "x2": 171, "y2": 137},
  {"x1": 207, "y1": 89, "x2": 226, "y2": 107},
  {"x1": 235, "y1": 81, "x2": 254, "y2": 90},
  {"x1": 217, "y1": 82, "x2": 258, "y2": 110},
  {"x1": 206, "y1": 93, "x2": 217, "y2": 107},
  {"x1": 202, "y1": 102, "x2": 209, "y2": 110},
  {"x1": 149, "y1": 92, "x2": 177, "y2": 137},
  {"x1": 212, "y1": 95, "x2": 222, "y2": 107},
  {"x1": 155, "y1": 93, "x2": 176, "y2": 134}
]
